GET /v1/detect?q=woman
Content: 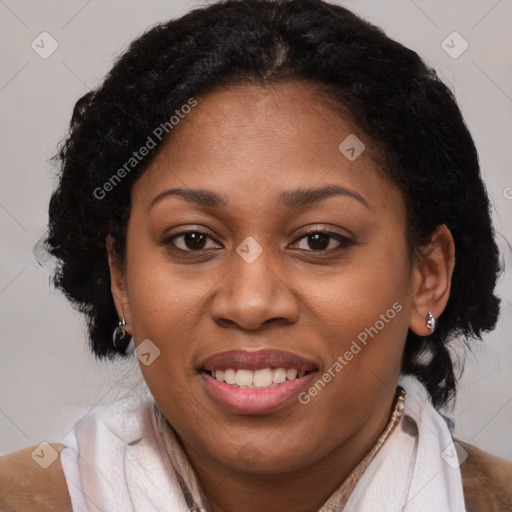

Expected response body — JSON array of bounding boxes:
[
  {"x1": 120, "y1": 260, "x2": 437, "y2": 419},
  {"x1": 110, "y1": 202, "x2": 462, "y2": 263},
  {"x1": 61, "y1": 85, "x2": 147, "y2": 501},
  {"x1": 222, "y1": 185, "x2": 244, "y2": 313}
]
[{"x1": 1, "y1": 0, "x2": 510, "y2": 510}]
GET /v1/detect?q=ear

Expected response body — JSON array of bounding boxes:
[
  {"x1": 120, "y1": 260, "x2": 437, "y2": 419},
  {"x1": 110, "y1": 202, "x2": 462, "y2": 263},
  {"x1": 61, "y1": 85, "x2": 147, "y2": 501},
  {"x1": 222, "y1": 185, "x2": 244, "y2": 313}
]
[
  {"x1": 409, "y1": 225, "x2": 455, "y2": 336},
  {"x1": 107, "y1": 235, "x2": 132, "y2": 336}
]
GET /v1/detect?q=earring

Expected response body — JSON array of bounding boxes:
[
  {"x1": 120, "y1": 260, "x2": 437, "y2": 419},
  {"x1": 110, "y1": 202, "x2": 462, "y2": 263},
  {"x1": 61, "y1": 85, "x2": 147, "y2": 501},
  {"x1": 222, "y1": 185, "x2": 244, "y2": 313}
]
[
  {"x1": 426, "y1": 311, "x2": 436, "y2": 332},
  {"x1": 113, "y1": 315, "x2": 130, "y2": 353}
]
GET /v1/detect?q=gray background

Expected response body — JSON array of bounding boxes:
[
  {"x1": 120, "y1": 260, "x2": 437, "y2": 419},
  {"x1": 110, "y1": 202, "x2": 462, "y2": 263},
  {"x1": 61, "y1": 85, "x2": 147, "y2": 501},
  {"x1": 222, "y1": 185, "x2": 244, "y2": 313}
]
[{"x1": 1, "y1": 0, "x2": 511, "y2": 460}]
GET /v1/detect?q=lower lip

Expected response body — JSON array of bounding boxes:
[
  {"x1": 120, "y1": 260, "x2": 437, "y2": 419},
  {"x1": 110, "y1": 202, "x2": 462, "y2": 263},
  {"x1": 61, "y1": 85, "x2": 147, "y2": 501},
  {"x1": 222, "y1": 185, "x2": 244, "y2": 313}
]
[{"x1": 201, "y1": 371, "x2": 317, "y2": 414}]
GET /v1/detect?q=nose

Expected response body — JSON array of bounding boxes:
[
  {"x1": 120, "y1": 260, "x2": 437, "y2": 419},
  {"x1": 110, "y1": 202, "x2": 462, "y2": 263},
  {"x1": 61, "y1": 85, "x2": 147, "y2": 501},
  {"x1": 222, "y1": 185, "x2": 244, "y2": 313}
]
[{"x1": 210, "y1": 248, "x2": 300, "y2": 331}]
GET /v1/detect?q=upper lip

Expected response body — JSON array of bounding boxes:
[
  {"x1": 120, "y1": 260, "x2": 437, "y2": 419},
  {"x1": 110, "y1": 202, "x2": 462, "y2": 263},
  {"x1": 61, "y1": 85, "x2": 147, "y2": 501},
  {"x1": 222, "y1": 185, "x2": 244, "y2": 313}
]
[{"x1": 200, "y1": 349, "x2": 318, "y2": 372}]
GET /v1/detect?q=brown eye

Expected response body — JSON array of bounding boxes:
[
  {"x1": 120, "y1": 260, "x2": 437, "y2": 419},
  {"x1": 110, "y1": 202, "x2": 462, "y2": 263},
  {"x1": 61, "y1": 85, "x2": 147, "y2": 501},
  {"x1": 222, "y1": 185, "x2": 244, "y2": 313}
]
[
  {"x1": 292, "y1": 230, "x2": 354, "y2": 252},
  {"x1": 165, "y1": 230, "x2": 220, "y2": 252}
]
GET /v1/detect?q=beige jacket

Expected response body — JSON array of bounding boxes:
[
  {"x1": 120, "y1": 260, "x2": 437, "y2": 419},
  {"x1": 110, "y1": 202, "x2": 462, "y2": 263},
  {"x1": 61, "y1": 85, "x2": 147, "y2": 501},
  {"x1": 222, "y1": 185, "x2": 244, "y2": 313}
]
[{"x1": 456, "y1": 438, "x2": 512, "y2": 512}]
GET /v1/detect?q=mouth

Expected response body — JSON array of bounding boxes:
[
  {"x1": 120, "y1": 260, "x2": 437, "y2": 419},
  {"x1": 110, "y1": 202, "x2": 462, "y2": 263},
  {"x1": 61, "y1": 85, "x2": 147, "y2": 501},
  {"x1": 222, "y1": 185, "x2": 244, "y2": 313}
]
[{"x1": 199, "y1": 349, "x2": 318, "y2": 414}]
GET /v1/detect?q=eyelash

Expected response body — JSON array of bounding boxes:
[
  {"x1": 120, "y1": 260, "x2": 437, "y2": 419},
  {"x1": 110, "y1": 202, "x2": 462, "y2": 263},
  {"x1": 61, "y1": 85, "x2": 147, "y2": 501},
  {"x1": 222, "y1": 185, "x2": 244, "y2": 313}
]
[{"x1": 162, "y1": 228, "x2": 355, "y2": 254}]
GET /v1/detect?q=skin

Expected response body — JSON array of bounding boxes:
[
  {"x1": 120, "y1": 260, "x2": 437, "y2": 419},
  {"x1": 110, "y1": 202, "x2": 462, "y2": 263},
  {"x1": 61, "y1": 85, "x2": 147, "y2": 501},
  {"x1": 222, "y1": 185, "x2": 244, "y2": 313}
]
[{"x1": 109, "y1": 81, "x2": 455, "y2": 512}]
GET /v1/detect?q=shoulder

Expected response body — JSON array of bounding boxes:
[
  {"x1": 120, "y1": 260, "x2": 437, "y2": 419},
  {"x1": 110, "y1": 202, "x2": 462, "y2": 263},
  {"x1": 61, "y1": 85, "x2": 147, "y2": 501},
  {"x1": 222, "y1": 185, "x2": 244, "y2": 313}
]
[
  {"x1": 455, "y1": 438, "x2": 512, "y2": 512},
  {"x1": 0, "y1": 396, "x2": 152, "y2": 512},
  {"x1": 0, "y1": 442, "x2": 71, "y2": 512}
]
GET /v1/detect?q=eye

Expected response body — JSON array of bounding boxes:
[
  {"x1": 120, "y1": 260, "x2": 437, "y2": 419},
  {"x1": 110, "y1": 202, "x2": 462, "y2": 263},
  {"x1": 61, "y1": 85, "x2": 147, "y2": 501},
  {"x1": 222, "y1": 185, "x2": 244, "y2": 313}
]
[
  {"x1": 291, "y1": 229, "x2": 354, "y2": 252},
  {"x1": 163, "y1": 230, "x2": 221, "y2": 252},
  {"x1": 162, "y1": 228, "x2": 354, "y2": 254}
]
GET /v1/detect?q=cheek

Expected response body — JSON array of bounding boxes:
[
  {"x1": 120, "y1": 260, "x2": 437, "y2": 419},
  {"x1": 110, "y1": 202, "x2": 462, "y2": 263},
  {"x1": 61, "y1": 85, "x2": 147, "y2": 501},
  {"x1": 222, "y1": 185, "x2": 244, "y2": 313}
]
[
  {"x1": 304, "y1": 238, "x2": 411, "y2": 396},
  {"x1": 310, "y1": 242, "x2": 411, "y2": 340},
  {"x1": 124, "y1": 228, "x2": 201, "y2": 339},
  {"x1": 124, "y1": 255, "x2": 204, "y2": 421}
]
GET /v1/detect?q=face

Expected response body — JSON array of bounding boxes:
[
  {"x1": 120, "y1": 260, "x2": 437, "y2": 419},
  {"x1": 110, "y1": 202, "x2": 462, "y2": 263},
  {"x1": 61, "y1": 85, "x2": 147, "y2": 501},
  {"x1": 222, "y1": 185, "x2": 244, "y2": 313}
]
[{"x1": 112, "y1": 81, "x2": 424, "y2": 475}]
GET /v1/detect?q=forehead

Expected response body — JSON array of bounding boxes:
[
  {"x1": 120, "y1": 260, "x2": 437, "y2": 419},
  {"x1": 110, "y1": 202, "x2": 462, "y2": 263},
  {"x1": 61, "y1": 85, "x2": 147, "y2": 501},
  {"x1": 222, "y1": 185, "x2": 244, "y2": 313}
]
[
  {"x1": 155, "y1": 81, "x2": 367, "y2": 169},
  {"x1": 132, "y1": 81, "x2": 402, "y2": 218}
]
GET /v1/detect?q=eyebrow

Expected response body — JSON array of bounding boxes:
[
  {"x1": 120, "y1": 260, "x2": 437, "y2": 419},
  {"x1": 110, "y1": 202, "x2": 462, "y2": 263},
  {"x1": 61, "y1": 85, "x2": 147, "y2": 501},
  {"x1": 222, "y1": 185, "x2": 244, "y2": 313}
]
[{"x1": 149, "y1": 184, "x2": 371, "y2": 211}]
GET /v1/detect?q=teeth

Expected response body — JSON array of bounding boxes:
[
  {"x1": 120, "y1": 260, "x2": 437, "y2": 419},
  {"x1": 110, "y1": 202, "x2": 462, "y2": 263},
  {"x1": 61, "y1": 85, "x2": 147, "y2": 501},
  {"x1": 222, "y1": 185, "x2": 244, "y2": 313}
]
[
  {"x1": 211, "y1": 367, "x2": 306, "y2": 388},
  {"x1": 273, "y1": 368, "x2": 287, "y2": 384},
  {"x1": 224, "y1": 369, "x2": 236, "y2": 385},
  {"x1": 235, "y1": 369, "x2": 253, "y2": 387},
  {"x1": 286, "y1": 368, "x2": 297, "y2": 381},
  {"x1": 253, "y1": 368, "x2": 273, "y2": 388}
]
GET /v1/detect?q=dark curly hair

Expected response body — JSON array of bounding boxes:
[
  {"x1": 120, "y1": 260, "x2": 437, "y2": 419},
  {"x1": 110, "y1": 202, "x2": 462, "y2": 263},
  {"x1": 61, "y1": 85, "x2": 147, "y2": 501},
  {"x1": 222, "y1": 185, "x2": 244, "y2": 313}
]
[{"x1": 46, "y1": 0, "x2": 501, "y2": 410}]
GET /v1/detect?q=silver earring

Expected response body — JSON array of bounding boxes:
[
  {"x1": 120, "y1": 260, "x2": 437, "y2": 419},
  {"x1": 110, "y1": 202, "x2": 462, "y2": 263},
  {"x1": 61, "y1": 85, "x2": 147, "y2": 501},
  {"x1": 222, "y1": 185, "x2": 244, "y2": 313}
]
[
  {"x1": 113, "y1": 315, "x2": 129, "y2": 352},
  {"x1": 426, "y1": 312, "x2": 436, "y2": 332}
]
